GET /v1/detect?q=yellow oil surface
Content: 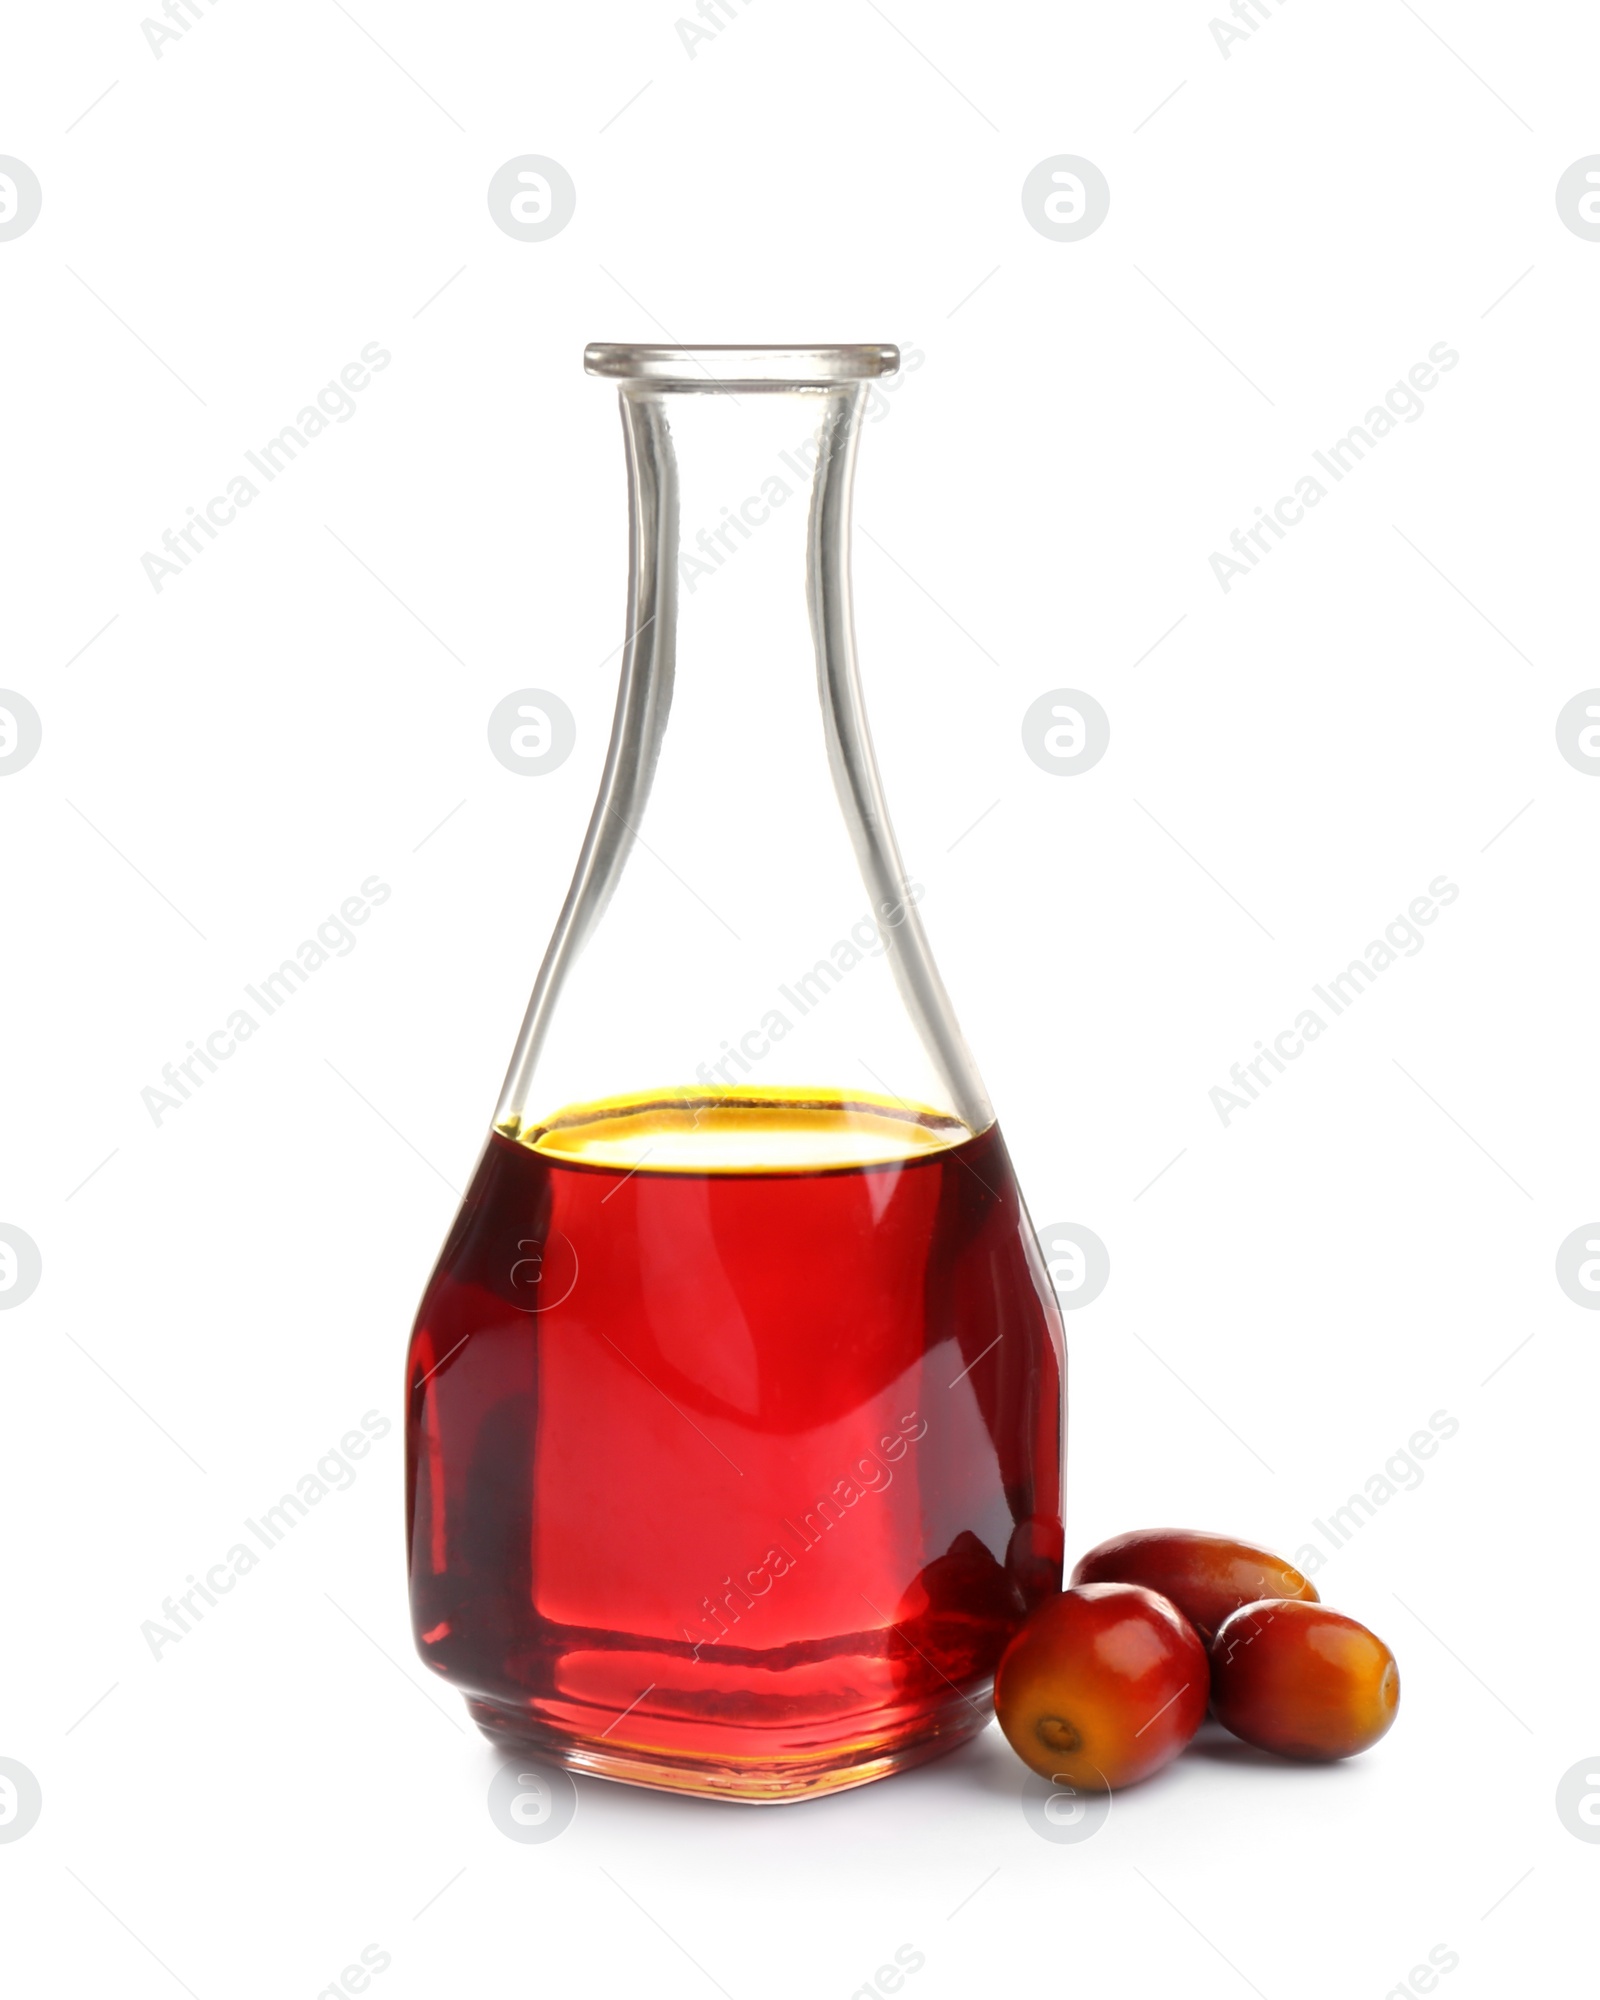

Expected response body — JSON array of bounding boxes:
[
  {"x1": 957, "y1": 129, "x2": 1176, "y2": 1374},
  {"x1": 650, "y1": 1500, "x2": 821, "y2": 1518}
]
[{"x1": 500, "y1": 1086, "x2": 975, "y2": 1173}]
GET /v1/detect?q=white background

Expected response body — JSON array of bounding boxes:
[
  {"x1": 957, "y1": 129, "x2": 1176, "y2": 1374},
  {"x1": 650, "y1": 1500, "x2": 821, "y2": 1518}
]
[{"x1": 3, "y1": 0, "x2": 1597, "y2": 1993}]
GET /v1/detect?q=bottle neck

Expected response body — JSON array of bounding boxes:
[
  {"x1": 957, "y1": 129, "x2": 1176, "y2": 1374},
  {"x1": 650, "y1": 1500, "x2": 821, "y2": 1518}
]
[{"x1": 496, "y1": 377, "x2": 991, "y2": 1140}]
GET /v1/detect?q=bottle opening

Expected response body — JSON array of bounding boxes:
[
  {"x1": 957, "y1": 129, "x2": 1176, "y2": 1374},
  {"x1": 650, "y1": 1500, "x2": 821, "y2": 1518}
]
[{"x1": 584, "y1": 343, "x2": 899, "y2": 388}]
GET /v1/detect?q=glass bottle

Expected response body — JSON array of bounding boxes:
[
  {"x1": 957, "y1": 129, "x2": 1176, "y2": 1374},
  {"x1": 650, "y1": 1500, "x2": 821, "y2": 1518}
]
[{"x1": 405, "y1": 344, "x2": 1065, "y2": 1802}]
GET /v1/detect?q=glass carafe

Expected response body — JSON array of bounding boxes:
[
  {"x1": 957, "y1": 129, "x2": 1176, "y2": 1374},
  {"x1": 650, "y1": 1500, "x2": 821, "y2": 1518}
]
[{"x1": 404, "y1": 344, "x2": 1065, "y2": 1802}]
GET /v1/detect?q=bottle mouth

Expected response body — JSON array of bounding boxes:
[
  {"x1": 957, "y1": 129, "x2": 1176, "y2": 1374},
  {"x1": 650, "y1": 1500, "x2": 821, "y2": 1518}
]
[{"x1": 584, "y1": 343, "x2": 899, "y2": 387}]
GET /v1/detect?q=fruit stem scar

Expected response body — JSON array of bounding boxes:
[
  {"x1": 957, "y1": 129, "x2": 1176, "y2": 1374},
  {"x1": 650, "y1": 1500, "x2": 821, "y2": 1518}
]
[{"x1": 1036, "y1": 1715, "x2": 1082, "y2": 1754}]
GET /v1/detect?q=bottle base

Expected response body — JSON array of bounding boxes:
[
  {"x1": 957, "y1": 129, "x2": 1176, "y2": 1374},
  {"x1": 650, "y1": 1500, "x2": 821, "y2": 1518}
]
[{"x1": 466, "y1": 1689, "x2": 993, "y2": 1804}]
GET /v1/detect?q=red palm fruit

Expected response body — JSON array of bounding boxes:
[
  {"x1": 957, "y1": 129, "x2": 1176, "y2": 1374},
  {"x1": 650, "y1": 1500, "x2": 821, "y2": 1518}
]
[
  {"x1": 1209, "y1": 1599, "x2": 1400, "y2": 1760},
  {"x1": 993, "y1": 1583, "x2": 1209, "y2": 1790},
  {"x1": 1070, "y1": 1529, "x2": 1319, "y2": 1644}
]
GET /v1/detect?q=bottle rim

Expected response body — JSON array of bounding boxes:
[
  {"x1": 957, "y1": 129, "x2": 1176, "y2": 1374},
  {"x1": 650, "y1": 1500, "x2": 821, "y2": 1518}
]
[{"x1": 583, "y1": 343, "x2": 899, "y2": 386}]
